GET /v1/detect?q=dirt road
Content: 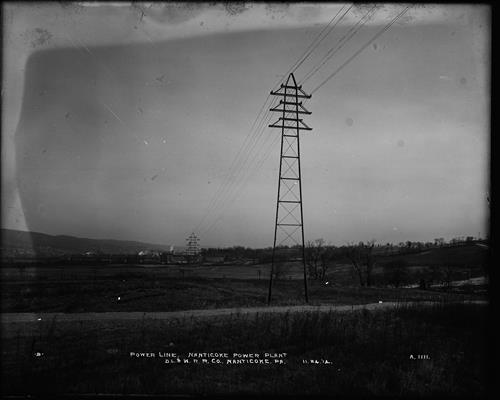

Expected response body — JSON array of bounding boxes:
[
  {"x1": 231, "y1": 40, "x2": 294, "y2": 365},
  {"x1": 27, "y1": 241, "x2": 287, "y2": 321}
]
[{"x1": 1, "y1": 300, "x2": 486, "y2": 324}]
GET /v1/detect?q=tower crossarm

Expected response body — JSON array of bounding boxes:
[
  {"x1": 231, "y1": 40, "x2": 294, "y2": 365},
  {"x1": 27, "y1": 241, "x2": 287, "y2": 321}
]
[
  {"x1": 269, "y1": 90, "x2": 311, "y2": 99},
  {"x1": 270, "y1": 106, "x2": 311, "y2": 115}
]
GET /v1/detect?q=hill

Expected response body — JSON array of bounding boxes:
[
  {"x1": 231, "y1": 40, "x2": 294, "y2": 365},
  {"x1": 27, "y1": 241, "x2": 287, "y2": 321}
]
[
  {"x1": 1, "y1": 228, "x2": 175, "y2": 257},
  {"x1": 377, "y1": 243, "x2": 488, "y2": 267}
]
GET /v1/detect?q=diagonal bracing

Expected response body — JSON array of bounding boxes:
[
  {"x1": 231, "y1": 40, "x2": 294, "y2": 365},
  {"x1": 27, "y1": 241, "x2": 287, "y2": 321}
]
[{"x1": 267, "y1": 72, "x2": 312, "y2": 304}]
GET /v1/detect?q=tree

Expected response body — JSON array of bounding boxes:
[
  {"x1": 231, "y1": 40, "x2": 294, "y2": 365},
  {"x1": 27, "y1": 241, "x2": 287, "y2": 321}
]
[
  {"x1": 434, "y1": 238, "x2": 445, "y2": 247},
  {"x1": 382, "y1": 259, "x2": 409, "y2": 288},
  {"x1": 364, "y1": 240, "x2": 376, "y2": 286},
  {"x1": 385, "y1": 243, "x2": 394, "y2": 255},
  {"x1": 344, "y1": 240, "x2": 377, "y2": 287},
  {"x1": 305, "y1": 239, "x2": 330, "y2": 281},
  {"x1": 344, "y1": 243, "x2": 364, "y2": 286}
]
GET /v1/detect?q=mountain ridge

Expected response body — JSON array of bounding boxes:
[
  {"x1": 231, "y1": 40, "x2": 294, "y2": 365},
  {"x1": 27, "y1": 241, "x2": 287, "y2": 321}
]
[{"x1": 1, "y1": 228, "x2": 180, "y2": 256}]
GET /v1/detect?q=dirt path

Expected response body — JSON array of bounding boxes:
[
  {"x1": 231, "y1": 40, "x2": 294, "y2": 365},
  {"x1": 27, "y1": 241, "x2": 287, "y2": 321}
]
[{"x1": 1, "y1": 300, "x2": 486, "y2": 324}]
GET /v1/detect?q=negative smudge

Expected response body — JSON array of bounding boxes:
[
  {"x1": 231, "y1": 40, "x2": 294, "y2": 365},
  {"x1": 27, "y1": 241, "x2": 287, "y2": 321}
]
[{"x1": 27, "y1": 28, "x2": 53, "y2": 48}]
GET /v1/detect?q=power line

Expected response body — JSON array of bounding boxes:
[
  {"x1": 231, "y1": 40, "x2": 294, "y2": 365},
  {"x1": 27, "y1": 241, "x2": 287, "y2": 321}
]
[
  {"x1": 200, "y1": 99, "x2": 295, "y2": 236},
  {"x1": 192, "y1": 5, "x2": 352, "y2": 237},
  {"x1": 195, "y1": 85, "x2": 292, "y2": 235},
  {"x1": 300, "y1": 5, "x2": 378, "y2": 85},
  {"x1": 201, "y1": 130, "x2": 276, "y2": 237},
  {"x1": 193, "y1": 94, "x2": 274, "y2": 233},
  {"x1": 202, "y1": 131, "x2": 281, "y2": 238},
  {"x1": 200, "y1": 93, "x2": 305, "y2": 237},
  {"x1": 202, "y1": 82, "x2": 314, "y2": 238},
  {"x1": 198, "y1": 6, "x2": 363, "y2": 231},
  {"x1": 201, "y1": 111, "x2": 277, "y2": 236},
  {"x1": 288, "y1": 4, "x2": 351, "y2": 75},
  {"x1": 194, "y1": 98, "x2": 278, "y2": 234},
  {"x1": 311, "y1": 6, "x2": 411, "y2": 94},
  {"x1": 194, "y1": 87, "x2": 286, "y2": 235},
  {"x1": 194, "y1": 63, "x2": 314, "y2": 231},
  {"x1": 205, "y1": 6, "x2": 410, "y2": 241}
]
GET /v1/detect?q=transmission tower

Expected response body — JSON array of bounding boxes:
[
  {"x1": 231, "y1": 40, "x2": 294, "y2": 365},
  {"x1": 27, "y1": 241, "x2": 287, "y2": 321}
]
[
  {"x1": 267, "y1": 73, "x2": 312, "y2": 304},
  {"x1": 185, "y1": 232, "x2": 200, "y2": 264}
]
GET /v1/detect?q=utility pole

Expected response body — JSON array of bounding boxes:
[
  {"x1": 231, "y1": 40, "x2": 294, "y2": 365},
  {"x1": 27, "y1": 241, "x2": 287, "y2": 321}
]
[{"x1": 267, "y1": 72, "x2": 312, "y2": 304}]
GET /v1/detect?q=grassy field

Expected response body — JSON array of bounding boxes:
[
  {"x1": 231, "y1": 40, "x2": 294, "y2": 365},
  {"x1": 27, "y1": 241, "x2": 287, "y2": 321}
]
[
  {"x1": 1, "y1": 273, "x2": 485, "y2": 313},
  {"x1": 377, "y1": 244, "x2": 488, "y2": 267},
  {"x1": 0, "y1": 302, "x2": 488, "y2": 396},
  {"x1": 1, "y1": 242, "x2": 488, "y2": 284},
  {"x1": 0, "y1": 249, "x2": 489, "y2": 396},
  {"x1": 1, "y1": 252, "x2": 488, "y2": 314}
]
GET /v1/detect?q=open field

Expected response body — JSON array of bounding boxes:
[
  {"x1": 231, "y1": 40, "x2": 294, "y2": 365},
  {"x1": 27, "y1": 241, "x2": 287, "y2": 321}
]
[
  {"x1": 1, "y1": 244, "x2": 488, "y2": 314},
  {"x1": 0, "y1": 243, "x2": 489, "y2": 395},
  {"x1": 1, "y1": 272, "x2": 486, "y2": 313},
  {"x1": 0, "y1": 263, "x2": 272, "y2": 281},
  {"x1": 376, "y1": 243, "x2": 488, "y2": 267},
  {"x1": 0, "y1": 302, "x2": 488, "y2": 396},
  {"x1": 2, "y1": 244, "x2": 487, "y2": 299}
]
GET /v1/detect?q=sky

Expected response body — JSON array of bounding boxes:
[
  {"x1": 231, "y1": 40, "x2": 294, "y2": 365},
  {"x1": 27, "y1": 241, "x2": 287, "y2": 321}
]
[{"x1": 2, "y1": 3, "x2": 490, "y2": 248}]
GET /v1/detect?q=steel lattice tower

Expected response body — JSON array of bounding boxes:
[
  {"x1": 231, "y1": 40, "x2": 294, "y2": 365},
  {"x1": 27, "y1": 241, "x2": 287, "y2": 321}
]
[
  {"x1": 267, "y1": 73, "x2": 312, "y2": 304},
  {"x1": 185, "y1": 232, "x2": 200, "y2": 263}
]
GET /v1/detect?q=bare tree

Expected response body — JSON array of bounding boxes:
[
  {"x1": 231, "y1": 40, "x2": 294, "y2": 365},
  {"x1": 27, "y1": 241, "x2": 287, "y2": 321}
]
[
  {"x1": 344, "y1": 240, "x2": 377, "y2": 287},
  {"x1": 318, "y1": 245, "x2": 333, "y2": 281},
  {"x1": 364, "y1": 240, "x2": 376, "y2": 287},
  {"x1": 305, "y1": 239, "x2": 323, "y2": 280},
  {"x1": 305, "y1": 239, "x2": 332, "y2": 281},
  {"x1": 344, "y1": 242, "x2": 365, "y2": 286}
]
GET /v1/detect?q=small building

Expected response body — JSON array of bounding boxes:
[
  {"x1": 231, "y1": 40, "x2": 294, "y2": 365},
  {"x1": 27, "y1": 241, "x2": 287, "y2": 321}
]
[
  {"x1": 167, "y1": 254, "x2": 188, "y2": 264},
  {"x1": 137, "y1": 250, "x2": 161, "y2": 264},
  {"x1": 203, "y1": 255, "x2": 225, "y2": 265}
]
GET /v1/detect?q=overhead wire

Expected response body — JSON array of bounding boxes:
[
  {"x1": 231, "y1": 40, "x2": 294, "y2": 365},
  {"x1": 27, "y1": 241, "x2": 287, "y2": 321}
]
[
  {"x1": 202, "y1": 5, "x2": 413, "y2": 240},
  {"x1": 195, "y1": 97, "x2": 278, "y2": 227},
  {"x1": 201, "y1": 113, "x2": 276, "y2": 236},
  {"x1": 286, "y1": 4, "x2": 350, "y2": 76},
  {"x1": 300, "y1": 5, "x2": 378, "y2": 85},
  {"x1": 193, "y1": 84, "x2": 304, "y2": 235},
  {"x1": 199, "y1": 105, "x2": 277, "y2": 236},
  {"x1": 193, "y1": 93, "x2": 274, "y2": 233},
  {"x1": 193, "y1": 4, "x2": 351, "y2": 237},
  {"x1": 201, "y1": 100, "x2": 302, "y2": 237},
  {"x1": 202, "y1": 122, "x2": 282, "y2": 237},
  {"x1": 311, "y1": 6, "x2": 411, "y2": 94},
  {"x1": 194, "y1": 75, "x2": 297, "y2": 235},
  {"x1": 203, "y1": 95, "x2": 304, "y2": 237}
]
